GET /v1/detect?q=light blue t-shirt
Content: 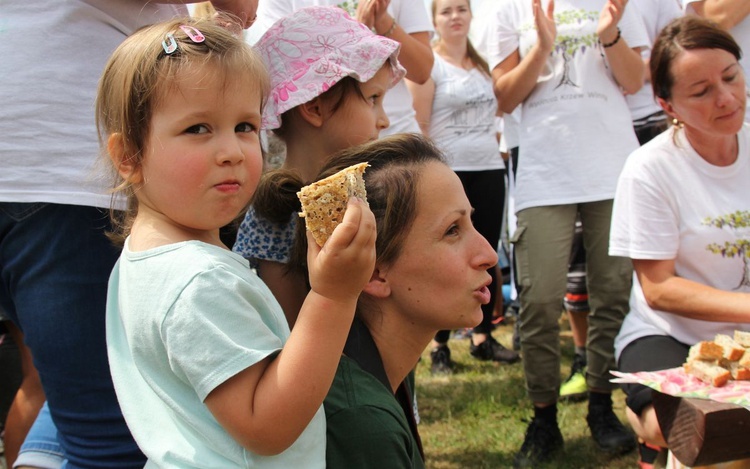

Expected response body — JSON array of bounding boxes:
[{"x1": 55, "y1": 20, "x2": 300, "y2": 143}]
[{"x1": 106, "y1": 240, "x2": 326, "y2": 468}]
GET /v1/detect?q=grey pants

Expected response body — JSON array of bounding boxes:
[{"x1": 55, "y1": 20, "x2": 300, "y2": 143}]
[{"x1": 512, "y1": 200, "x2": 632, "y2": 404}]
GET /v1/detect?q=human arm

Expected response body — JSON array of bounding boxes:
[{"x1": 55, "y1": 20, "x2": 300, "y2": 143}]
[
  {"x1": 491, "y1": 0, "x2": 556, "y2": 113},
  {"x1": 690, "y1": 0, "x2": 750, "y2": 30},
  {"x1": 257, "y1": 260, "x2": 307, "y2": 329},
  {"x1": 597, "y1": 0, "x2": 645, "y2": 95},
  {"x1": 357, "y1": 0, "x2": 434, "y2": 84},
  {"x1": 205, "y1": 198, "x2": 377, "y2": 454},
  {"x1": 405, "y1": 77, "x2": 435, "y2": 136},
  {"x1": 633, "y1": 258, "x2": 750, "y2": 322}
]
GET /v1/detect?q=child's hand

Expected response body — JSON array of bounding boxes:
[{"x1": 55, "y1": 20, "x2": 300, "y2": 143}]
[{"x1": 306, "y1": 197, "x2": 376, "y2": 305}]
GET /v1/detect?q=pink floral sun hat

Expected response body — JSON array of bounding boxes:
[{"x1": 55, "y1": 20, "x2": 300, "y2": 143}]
[{"x1": 255, "y1": 5, "x2": 406, "y2": 130}]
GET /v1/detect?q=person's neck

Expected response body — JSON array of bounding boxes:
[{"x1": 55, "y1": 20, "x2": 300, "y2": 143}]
[
  {"x1": 684, "y1": 128, "x2": 739, "y2": 167},
  {"x1": 283, "y1": 135, "x2": 330, "y2": 182},
  {"x1": 365, "y1": 311, "x2": 435, "y2": 393},
  {"x1": 128, "y1": 210, "x2": 223, "y2": 251},
  {"x1": 435, "y1": 39, "x2": 470, "y2": 70}
]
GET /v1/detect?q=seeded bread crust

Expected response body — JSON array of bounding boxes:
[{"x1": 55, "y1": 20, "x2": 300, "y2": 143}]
[{"x1": 297, "y1": 163, "x2": 369, "y2": 247}]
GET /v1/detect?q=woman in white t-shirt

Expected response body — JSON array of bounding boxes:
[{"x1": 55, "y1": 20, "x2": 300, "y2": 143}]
[
  {"x1": 487, "y1": 0, "x2": 648, "y2": 465},
  {"x1": 610, "y1": 16, "x2": 750, "y2": 456},
  {"x1": 407, "y1": 0, "x2": 519, "y2": 374}
]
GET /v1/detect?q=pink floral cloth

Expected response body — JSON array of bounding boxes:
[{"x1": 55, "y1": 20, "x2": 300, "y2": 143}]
[
  {"x1": 255, "y1": 5, "x2": 406, "y2": 129},
  {"x1": 611, "y1": 368, "x2": 750, "y2": 410}
]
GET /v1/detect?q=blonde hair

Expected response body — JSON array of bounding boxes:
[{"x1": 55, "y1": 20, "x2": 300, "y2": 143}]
[{"x1": 96, "y1": 14, "x2": 270, "y2": 241}]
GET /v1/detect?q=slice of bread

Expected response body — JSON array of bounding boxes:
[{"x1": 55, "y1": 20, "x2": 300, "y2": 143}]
[
  {"x1": 734, "y1": 330, "x2": 750, "y2": 348},
  {"x1": 684, "y1": 359, "x2": 732, "y2": 387},
  {"x1": 714, "y1": 334, "x2": 747, "y2": 361},
  {"x1": 688, "y1": 341, "x2": 724, "y2": 361},
  {"x1": 297, "y1": 162, "x2": 369, "y2": 247},
  {"x1": 725, "y1": 360, "x2": 750, "y2": 381},
  {"x1": 739, "y1": 350, "x2": 750, "y2": 369}
]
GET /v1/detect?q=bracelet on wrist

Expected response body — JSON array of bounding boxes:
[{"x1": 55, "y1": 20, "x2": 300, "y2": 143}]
[
  {"x1": 601, "y1": 28, "x2": 621, "y2": 48},
  {"x1": 379, "y1": 17, "x2": 397, "y2": 37}
]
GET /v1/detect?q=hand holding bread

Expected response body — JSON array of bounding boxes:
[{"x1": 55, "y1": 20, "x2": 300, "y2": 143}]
[
  {"x1": 299, "y1": 164, "x2": 377, "y2": 307},
  {"x1": 297, "y1": 163, "x2": 369, "y2": 247}
]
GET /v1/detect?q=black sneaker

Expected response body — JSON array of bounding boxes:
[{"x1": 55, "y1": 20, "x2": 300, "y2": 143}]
[
  {"x1": 513, "y1": 417, "x2": 564, "y2": 468},
  {"x1": 430, "y1": 344, "x2": 453, "y2": 375},
  {"x1": 586, "y1": 406, "x2": 637, "y2": 455},
  {"x1": 470, "y1": 336, "x2": 520, "y2": 364}
]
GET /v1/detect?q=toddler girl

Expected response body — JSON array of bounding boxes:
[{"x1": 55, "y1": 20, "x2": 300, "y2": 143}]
[
  {"x1": 232, "y1": 6, "x2": 405, "y2": 326},
  {"x1": 98, "y1": 16, "x2": 376, "y2": 467}
]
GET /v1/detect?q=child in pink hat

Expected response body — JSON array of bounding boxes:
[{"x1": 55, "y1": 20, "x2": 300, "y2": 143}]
[{"x1": 234, "y1": 5, "x2": 405, "y2": 327}]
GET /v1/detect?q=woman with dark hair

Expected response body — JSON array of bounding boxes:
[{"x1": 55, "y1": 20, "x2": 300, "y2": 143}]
[
  {"x1": 610, "y1": 15, "x2": 750, "y2": 461},
  {"x1": 258, "y1": 133, "x2": 499, "y2": 468}
]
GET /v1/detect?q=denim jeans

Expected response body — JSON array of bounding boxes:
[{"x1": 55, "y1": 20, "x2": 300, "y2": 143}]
[
  {"x1": 15, "y1": 402, "x2": 65, "y2": 469},
  {"x1": 0, "y1": 203, "x2": 145, "y2": 468}
]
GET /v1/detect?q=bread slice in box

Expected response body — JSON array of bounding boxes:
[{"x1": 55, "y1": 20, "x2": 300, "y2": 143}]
[
  {"x1": 734, "y1": 330, "x2": 750, "y2": 348},
  {"x1": 714, "y1": 334, "x2": 747, "y2": 361},
  {"x1": 297, "y1": 163, "x2": 369, "y2": 247},
  {"x1": 684, "y1": 359, "x2": 732, "y2": 387},
  {"x1": 724, "y1": 360, "x2": 750, "y2": 381},
  {"x1": 688, "y1": 341, "x2": 724, "y2": 361},
  {"x1": 739, "y1": 349, "x2": 750, "y2": 369}
]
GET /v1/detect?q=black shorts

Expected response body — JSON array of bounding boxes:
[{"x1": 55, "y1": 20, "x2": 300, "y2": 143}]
[{"x1": 617, "y1": 335, "x2": 690, "y2": 416}]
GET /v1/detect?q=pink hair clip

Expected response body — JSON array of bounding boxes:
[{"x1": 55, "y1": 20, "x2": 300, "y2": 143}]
[
  {"x1": 180, "y1": 25, "x2": 205, "y2": 43},
  {"x1": 162, "y1": 33, "x2": 178, "y2": 54}
]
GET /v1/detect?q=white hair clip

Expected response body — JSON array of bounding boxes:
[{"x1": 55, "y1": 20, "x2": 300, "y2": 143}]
[{"x1": 162, "y1": 33, "x2": 178, "y2": 54}]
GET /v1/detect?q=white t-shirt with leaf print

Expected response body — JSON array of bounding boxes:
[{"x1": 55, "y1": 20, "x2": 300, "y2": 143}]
[
  {"x1": 611, "y1": 125, "x2": 750, "y2": 359},
  {"x1": 486, "y1": 0, "x2": 649, "y2": 213}
]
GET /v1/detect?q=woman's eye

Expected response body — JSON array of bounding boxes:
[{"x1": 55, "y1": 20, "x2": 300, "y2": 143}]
[
  {"x1": 185, "y1": 124, "x2": 209, "y2": 134},
  {"x1": 724, "y1": 74, "x2": 737, "y2": 83},
  {"x1": 445, "y1": 224, "x2": 459, "y2": 237},
  {"x1": 235, "y1": 122, "x2": 257, "y2": 133},
  {"x1": 691, "y1": 88, "x2": 708, "y2": 98}
]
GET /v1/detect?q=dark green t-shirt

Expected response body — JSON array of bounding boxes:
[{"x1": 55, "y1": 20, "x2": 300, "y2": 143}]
[{"x1": 325, "y1": 356, "x2": 425, "y2": 469}]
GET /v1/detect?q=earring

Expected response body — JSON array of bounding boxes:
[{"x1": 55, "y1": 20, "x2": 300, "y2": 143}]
[{"x1": 672, "y1": 118, "x2": 684, "y2": 128}]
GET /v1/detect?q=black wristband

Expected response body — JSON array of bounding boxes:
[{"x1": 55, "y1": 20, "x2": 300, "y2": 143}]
[{"x1": 601, "y1": 28, "x2": 621, "y2": 48}]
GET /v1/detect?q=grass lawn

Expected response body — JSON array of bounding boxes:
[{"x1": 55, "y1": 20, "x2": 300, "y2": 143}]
[{"x1": 415, "y1": 319, "x2": 639, "y2": 469}]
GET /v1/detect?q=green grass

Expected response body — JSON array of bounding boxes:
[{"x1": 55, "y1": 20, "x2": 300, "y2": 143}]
[{"x1": 415, "y1": 321, "x2": 639, "y2": 469}]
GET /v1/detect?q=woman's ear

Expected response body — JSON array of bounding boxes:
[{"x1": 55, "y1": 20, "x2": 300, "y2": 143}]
[
  {"x1": 108, "y1": 133, "x2": 142, "y2": 184},
  {"x1": 657, "y1": 97, "x2": 678, "y2": 121},
  {"x1": 297, "y1": 96, "x2": 325, "y2": 128},
  {"x1": 362, "y1": 266, "x2": 391, "y2": 299}
]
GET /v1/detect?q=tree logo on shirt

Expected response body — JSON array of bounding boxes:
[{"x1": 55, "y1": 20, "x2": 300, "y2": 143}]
[
  {"x1": 703, "y1": 210, "x2": 750, "y2": 290},
  {"x1": 523, "y1": 9, "x2": 600, "y2": 89}
]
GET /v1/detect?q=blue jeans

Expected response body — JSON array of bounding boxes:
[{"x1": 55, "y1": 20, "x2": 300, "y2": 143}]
[
  {"x1": 15, "y1": 402, "x2": 65, "y2": 469},
  {"x1": 0, "y1": 203, "x2": 145, "y2": 468}
]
